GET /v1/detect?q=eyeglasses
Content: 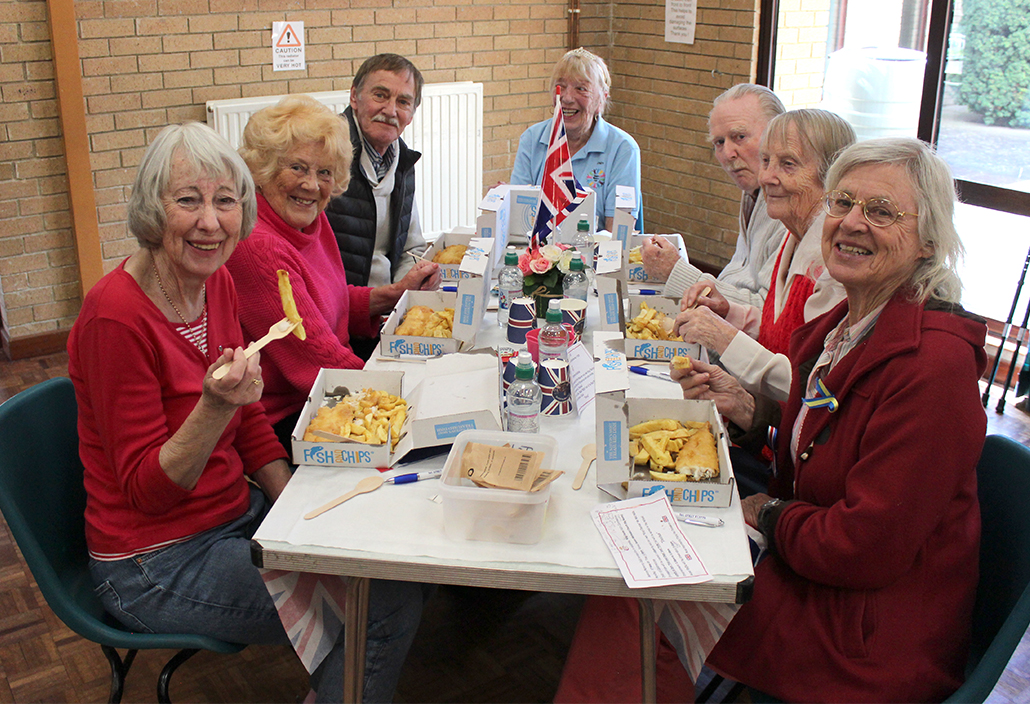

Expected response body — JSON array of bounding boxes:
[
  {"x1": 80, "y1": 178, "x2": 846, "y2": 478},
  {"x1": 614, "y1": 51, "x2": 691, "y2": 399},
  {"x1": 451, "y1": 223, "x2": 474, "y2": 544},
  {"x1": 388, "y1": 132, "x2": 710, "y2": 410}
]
[{"x1": 823, "y1": 190, "x2": 918, "y2": 227}]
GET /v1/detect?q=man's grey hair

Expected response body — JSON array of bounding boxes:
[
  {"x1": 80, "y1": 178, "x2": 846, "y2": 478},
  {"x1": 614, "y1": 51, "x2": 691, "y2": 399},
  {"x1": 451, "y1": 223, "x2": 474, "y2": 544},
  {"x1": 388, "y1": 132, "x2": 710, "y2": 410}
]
[{"x1": 711, "y1": 84, "x2": 785, "y2": 123}]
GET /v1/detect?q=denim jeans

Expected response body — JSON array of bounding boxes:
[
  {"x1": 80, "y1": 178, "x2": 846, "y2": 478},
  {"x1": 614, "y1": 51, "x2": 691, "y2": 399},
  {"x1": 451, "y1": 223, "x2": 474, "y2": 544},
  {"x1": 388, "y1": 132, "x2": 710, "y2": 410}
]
[{"x1": 90, "y1": 487, "x2": 428, "y2": 702}]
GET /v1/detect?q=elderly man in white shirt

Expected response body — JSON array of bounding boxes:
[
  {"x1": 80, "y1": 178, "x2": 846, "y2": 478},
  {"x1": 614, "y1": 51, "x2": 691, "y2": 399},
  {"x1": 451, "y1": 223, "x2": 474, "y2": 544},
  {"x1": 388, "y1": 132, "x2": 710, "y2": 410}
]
[{"x1": 643, "y1": 84, "x2": 788, "y2": 308}]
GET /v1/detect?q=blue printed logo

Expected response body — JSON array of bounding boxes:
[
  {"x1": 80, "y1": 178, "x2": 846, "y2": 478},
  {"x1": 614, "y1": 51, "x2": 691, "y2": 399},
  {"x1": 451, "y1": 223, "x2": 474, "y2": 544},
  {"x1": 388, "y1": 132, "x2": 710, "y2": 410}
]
[
  {"x1": 435, "y1": 419, "x2": 476, "y2": 439},
  {"x1": 603, "y1": 420, "x2": 622, "y2": 461},
  {"x1": 460, "y1": 293, "x2": 475, "y2": 325},
  {"x1": 603, "y1": 292, "x2": 620, "y2": 324}
]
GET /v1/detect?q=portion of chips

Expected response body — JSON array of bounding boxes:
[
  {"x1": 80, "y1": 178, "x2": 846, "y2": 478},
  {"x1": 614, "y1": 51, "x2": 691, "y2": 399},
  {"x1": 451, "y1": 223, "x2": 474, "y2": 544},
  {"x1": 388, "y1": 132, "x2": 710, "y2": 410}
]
[
  {"x1": 628, "y1": 245, "x2": 643, "y2": 263},
  {"x1": 629, "y1": 418, "x2": 719, "y2": 482},
  {"x1": 276, "y1": 269, "x2": 307, "y2": 340},
  {"x1": 394, "y1": 305, "x2": 454, "y2": 337},
  {"x1": 303, "y1": 387, "x2": 407, "y2": 450},
  {"x1": 627, "y1": 302, "x2": 681, "y2": 341}
]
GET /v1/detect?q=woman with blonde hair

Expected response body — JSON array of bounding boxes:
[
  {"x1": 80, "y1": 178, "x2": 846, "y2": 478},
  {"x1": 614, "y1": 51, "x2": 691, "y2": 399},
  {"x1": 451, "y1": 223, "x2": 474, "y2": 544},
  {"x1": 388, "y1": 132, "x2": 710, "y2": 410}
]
[
  {"x1": 227, "y1": 94, "x2": 439, "y2": 448},
  {"x1": 511, "y1": 47, "x2": 643, "y2": 231}
]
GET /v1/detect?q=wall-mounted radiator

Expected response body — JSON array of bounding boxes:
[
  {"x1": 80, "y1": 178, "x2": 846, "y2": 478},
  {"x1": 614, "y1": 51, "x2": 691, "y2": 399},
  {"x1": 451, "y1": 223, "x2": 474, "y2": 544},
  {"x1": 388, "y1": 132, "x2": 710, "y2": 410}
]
[{"x1": 206, "y1": 82, "x2": 483, "y2": 238}]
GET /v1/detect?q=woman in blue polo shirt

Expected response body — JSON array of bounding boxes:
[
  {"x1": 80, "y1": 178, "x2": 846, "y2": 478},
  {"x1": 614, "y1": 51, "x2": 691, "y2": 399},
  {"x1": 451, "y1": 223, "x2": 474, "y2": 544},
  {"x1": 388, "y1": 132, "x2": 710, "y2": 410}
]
[{"x1": 511, "y1": 48, "x2": 644, "y2": 233}]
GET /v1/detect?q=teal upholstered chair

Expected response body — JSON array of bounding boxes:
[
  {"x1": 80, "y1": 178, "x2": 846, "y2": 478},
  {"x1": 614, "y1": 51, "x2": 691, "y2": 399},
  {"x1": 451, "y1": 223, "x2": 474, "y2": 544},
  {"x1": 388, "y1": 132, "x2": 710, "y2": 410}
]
[
  {"x1": 944, "y1": 434, "x2": 1030, "y2": 702},
  {"x1": 0, "y1": 378, "x2": 245, "y2": 703}
]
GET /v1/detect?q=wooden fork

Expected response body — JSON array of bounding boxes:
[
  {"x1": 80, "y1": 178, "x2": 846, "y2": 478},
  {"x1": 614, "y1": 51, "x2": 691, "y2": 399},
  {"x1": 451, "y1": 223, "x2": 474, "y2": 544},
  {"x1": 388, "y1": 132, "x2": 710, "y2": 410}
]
[{"x1": 212, "y1": 317, "x2": 298, "y2": 380}]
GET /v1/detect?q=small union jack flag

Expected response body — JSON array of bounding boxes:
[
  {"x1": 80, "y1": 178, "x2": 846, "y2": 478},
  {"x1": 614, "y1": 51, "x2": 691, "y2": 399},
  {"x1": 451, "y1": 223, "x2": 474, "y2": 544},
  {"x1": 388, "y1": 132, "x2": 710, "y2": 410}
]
[{"x1": 531, "y1": 86, "x2": 589, "y2": 248}]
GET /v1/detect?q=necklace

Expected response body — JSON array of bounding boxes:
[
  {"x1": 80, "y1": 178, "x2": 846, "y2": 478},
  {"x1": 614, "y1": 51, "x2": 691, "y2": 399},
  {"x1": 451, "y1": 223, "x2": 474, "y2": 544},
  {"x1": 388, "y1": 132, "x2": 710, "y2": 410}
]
[{"x1": 152, "y1": 259, "x2": 207, "y2": 354}]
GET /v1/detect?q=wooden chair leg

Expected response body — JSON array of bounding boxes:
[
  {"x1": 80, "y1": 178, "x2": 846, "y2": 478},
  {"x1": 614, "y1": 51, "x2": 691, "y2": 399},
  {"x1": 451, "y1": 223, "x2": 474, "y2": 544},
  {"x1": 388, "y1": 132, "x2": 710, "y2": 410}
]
[
  {"x1": 101, "y1": 645, "x2": 137, "y2": 704},
  {"x1": 157, "y1": 648, "x2": 200, "y2": 704}
]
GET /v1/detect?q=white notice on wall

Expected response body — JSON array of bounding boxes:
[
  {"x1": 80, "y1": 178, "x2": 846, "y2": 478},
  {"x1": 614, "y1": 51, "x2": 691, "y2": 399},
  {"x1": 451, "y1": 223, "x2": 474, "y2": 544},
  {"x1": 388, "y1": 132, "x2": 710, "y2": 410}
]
[
  {"x1": 272, "y1": 21, "x2": 305, "y2": 72},
  {"x1": 665, "y1": 0, "x2": 697, "y2": 45}
]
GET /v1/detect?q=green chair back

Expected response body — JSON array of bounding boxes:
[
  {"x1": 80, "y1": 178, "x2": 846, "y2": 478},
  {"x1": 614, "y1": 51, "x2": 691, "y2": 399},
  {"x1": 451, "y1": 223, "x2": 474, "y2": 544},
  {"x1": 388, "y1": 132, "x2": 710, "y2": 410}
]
[
  {"x1": 0, "y1": 377, "x2": 244, "y2": 653},
  {"x1": 945, "y1": 434, "x2": 1030, "y2": 702}
]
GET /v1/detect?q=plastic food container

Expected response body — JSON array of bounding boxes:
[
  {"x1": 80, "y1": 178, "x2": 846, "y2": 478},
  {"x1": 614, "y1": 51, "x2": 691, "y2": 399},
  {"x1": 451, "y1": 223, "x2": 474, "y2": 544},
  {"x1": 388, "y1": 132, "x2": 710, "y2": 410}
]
[{"x1": 440, "y1": 429, "x2": 558, "y2": 544}]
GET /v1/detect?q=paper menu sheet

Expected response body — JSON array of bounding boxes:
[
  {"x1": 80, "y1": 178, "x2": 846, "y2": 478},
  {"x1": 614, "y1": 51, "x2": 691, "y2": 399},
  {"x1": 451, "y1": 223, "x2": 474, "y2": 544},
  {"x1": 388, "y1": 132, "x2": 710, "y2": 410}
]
[{"x1": 591, "y1": 493, "x2": 712, "y2": 588}]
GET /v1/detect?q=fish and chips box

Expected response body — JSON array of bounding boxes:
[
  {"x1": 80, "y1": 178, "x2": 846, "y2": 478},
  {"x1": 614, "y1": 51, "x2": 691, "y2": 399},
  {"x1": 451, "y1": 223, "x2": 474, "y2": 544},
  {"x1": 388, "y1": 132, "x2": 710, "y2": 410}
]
[
  {"x1": 595, "y1": 239, "x2": 627, "y2": 332},
  {"x1": 611, "y1": 185, "x2": 638, "y2": 245},
  {"x1": 392, "y1": 354, "x2": 503, "y2": 460},
  {"x1": 380, "y1": 248, "x2": 492, "y2": 357},
  {"x1": 478, "y1": 184, "x2": 597, "y2": 246},
  {"x1": 424, "y1": 234, "x2": 496, "y2": 282},
  {"x1": 290, "y1": 368, "x2": 406, "y2": 468},
  {"x1": 593, "y1": 351, "x2": 735, "y2": 507},
  {"x1": 625, "y1": 234, "x2": 687, "y2": 284},
  {"x1": 623, "y1": 294, "x2": 701, "y2": 361}
]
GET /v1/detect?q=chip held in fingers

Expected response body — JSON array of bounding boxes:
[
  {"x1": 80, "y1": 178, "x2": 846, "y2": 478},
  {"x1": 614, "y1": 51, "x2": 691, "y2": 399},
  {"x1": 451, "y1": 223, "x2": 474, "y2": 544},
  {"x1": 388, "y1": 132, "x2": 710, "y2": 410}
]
[
  {"x1": 629, "y1": 418, "x2": 719, "y2": 482},
  {"x1": 277, "y1": 269, "x2": 306, "y2": 340},
  {"x1": 671, "y1": 356, "x2": 692, "y2": 371}
]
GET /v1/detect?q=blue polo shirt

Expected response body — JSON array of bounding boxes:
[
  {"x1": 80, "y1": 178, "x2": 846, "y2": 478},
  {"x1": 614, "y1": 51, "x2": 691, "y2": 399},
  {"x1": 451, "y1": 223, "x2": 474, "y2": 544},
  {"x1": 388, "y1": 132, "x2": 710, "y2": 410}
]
[{"x1": 511, "y1": 115, "x2": 644, "y2": 232}]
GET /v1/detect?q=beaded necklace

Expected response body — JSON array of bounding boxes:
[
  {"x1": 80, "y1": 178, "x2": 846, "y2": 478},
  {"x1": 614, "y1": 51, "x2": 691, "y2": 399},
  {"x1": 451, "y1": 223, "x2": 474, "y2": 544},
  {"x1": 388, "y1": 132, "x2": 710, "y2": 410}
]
[{"x1": 152, "y1": 259, "x2": 208, "y2": 355}]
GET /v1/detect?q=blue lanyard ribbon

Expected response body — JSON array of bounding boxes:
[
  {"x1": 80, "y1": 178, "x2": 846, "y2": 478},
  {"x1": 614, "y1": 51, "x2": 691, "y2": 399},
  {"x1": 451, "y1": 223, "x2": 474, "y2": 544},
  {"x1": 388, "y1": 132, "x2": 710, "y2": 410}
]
[{"x1": 802, "y1": 378, "x2": 839, "y2": 412}]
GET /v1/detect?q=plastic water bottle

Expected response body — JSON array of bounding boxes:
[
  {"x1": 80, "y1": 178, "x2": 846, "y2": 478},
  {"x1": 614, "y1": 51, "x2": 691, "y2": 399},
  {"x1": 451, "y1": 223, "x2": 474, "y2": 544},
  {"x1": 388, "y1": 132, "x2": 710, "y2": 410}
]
[
  {"x1": 571, "y1": 214, "x2": 594, "y2": 274},
  {"x1": 497, "y1": 249, "x2": 524, "y2": 328},
  {"x1": 538, "y1": 299, "x2": 571, "y2": 363},
  {"x1": 506, "y1": 352, "x2": 541, "y2": 433},
  {"x1": 562, "y1": 255, "x2": 588, "y2": 302}
]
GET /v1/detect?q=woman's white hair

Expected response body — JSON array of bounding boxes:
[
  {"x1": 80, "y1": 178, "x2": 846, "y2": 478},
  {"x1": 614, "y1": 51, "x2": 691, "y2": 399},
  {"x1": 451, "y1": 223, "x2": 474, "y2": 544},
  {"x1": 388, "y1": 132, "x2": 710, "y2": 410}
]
[
  {"x1": 550, "y1": 47, "x2": 612, "y2": 116},
  {"x1": 825, "y1": 137, "x2": 963, "y2": 304},
  {"x1": 128, "y1": 122, "x2": 256, "y2": 249}
]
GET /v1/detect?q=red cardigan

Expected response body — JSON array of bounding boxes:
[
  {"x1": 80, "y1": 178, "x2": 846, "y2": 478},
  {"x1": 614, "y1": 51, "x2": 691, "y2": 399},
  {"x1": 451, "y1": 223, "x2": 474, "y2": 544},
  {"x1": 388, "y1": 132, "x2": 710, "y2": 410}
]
[
  {"x1": 68, "y1": 264, "x2": 287, "y2": 559},
  {"x1": 708, "y1": 293, "x2": 988, "y2": 702}
]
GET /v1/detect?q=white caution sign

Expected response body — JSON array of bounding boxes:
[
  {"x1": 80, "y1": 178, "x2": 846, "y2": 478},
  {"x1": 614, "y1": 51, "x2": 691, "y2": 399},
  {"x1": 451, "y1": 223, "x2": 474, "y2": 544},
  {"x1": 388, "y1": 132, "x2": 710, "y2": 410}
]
[{"x1": 272, "y1": 21, "x2": 305, "y2": 71}]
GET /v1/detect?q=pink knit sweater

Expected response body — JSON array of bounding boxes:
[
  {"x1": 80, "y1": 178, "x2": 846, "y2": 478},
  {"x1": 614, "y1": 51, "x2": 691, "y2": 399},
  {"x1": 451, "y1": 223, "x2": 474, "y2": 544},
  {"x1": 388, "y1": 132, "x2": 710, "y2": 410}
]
[{"x1": 226, "y1": 195, "x2": 379, "y2": 425}]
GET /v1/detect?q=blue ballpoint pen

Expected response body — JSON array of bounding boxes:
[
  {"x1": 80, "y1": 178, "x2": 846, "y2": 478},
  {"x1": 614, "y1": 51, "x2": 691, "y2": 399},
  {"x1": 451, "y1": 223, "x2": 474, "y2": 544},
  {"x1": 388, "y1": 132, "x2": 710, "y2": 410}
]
[
  {"x1": 385, "y1": 468, "x2": 443, "y2": 484},
  {"x1": 441, "y1": 285, "x2": 458, "y2": 292},
  {"x1": 636, "y1": 288, "x2": 660, "y2": 295},
  {"x1": 628, "y1": 365, "x2": 677, "y2": 383}
]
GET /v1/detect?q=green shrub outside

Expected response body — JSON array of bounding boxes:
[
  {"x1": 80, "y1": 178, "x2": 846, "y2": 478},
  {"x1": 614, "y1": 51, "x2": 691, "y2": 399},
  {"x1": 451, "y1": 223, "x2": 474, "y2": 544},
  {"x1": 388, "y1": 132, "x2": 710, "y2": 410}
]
[{"x1": 959, "y1": 0, "x2": 1030, "y2": 127}]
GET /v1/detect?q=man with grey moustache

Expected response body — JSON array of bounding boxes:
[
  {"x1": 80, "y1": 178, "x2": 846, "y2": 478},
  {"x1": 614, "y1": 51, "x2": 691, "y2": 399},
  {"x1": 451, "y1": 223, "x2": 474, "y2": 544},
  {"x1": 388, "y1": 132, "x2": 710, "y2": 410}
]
[{"x1": 326, "y1": 53, "x2": 439, "y2": 291}]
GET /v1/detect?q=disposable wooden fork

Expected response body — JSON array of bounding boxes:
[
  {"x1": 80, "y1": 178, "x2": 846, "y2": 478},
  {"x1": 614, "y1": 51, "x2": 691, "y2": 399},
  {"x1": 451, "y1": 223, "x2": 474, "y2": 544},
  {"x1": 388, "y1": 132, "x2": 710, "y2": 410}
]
[{"x1": 212, "y1": 317, "x2": 298, "y2": 380}]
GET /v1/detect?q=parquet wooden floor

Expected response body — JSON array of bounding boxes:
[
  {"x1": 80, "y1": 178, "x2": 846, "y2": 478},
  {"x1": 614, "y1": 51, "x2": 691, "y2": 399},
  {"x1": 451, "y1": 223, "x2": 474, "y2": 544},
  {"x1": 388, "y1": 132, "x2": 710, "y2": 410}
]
[{"x1": 1, "y1": 350, "x2": 1028, "y2": 703}]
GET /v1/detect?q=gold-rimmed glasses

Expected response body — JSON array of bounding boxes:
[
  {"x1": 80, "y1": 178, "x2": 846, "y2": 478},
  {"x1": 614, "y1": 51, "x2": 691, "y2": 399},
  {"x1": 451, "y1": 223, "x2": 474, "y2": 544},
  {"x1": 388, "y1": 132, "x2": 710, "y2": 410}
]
[{"x1": 823, "y1": 190, "x2": 919, "y2": 227}]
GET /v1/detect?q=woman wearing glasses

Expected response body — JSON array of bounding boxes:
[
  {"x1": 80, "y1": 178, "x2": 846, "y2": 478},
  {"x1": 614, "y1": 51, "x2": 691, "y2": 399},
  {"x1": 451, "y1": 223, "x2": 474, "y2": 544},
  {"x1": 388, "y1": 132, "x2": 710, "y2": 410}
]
[
  {"x1": 673, "y1": 109, "x2": 853, "y2": 402},
  {"x1": 661, "y1": 138, "x2": 987, "y2": 701}
]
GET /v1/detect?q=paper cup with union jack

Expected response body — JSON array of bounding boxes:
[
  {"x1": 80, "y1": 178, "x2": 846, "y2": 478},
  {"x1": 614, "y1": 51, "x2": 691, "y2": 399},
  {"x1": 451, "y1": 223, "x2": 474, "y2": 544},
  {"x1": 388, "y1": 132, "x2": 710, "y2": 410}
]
[
  {"x1": 501, "y1": 354, "x2": 521, "y2": 408},
  {"x1": 506, "y1": 297, "x2": 537, "y2": 344},
  {"x1": 538, "y1": 359, "x2": 573, "y2": 416},
  {"x1": 559, "y1": 298, "x2": 588, "y2": 343}
]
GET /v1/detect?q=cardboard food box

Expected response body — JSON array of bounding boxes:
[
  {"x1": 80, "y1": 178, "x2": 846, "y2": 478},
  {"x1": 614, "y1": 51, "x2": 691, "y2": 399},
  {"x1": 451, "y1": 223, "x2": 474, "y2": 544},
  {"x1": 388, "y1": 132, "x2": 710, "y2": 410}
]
[
  {"x1": 623, "y1": 295, "x2": 701, "y2": 361},
  {"x1": 593, "y1": 352, "x2": 735, "y2": 507},
  {"x1": 611, "y1": 185, "x2": 638, "y2": 245},
  {"x1": 477, "y1": 184, "x2": 597, "y2": 247},
  {"x1": 595, "y1": 239, "x2": 627, "y2": 332},
  {"x1": 392, "y1": 357, "x2": 503, "y2": 459},
  {"x1": 380, "y1": 245, "x2": 492, "y2": 357},
  {"x1": 624, "y1": 234, "x2": 687, "y2": 284},
  {"x1": 424, "y1": 234, "x2": 496, "y2": 281},
  {"x1": 290, "y1": 368, "x2": 406, "y2": 468}
]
